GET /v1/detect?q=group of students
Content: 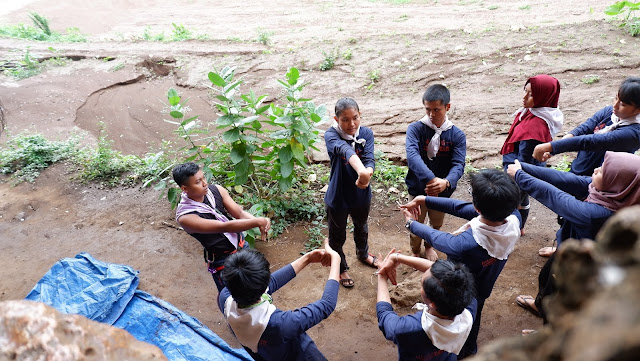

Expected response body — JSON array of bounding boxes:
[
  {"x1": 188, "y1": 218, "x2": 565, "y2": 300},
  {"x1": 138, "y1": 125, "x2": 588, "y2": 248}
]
[{"x1": 170, "y1": 76, "x2": 640, "y2": 360}]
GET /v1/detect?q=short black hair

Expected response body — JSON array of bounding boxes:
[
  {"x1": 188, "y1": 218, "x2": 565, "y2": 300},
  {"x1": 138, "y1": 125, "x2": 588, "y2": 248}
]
[
  {"x1": 422, "y1": 84, "x2": 450, "y2": 106},
  {"x1": 423, "y1": 259, "x2": 475, "y2": 318},
  {"x1": 470, "y1": 169, "x2": 520, "y2": 222},
  {"x1": 335, "y1": 97, "x2": 360, "y2": 117},
  {"x1": 618, "y1": 77, "x2": 640, "y2": 108},
  {"x1": 222, "y1": 249, "x2": 271, "y2": 307},
  {"x1": 172, "y1": 162, "x2": 200, "y2": 187}
]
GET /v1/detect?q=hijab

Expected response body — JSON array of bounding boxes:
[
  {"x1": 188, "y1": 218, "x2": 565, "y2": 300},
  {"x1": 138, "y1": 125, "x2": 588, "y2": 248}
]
[
  {"x1": 586, "y1": 151, "x2": 640, "y2": 211},
  {"x1": 501, "y1": 74, "x2": 564, "y2": 155}
]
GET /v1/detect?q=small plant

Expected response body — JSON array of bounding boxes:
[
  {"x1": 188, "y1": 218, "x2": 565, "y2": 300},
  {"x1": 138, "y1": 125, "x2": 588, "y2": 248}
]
[
  {"x1": 47, "y1": 47, "x2": 67, "y2": 66},
  {"x1": 28, "y1": 12, "x2": 51, "y2": 36},
  {"x1": 171, "y1": 23, "x2": 192, "y2": 41},
  {"x1": 550, "y1": 155, "x2": 572, "y2": 172},
  {"x1": 488, "y1": 5, "x2": 499, "y2": 10},
  {"x1": 3, "y1": 48, "x2": 42, "y2": 79},
  {"x1": 0, "y1": 133, "x2": 78, "y2": 183},
  {"x1": 257, "y1": 30, "x2": 272, "y2": 45},
  {"x1": 111, "y1": 63, "x2": 125, "y2": 71},
  {"x1": 366, "y1": 69, "x2": 380, "y2": 90},
  {"x1": 519, "y1": 4, "x2": 531, "y2": 10},
  {"x1": 581, "y1": 75, "x2": 600, "y2": 84},
  {"x1": 605, "y1": 1, "x2": 640, "y2": 36},
  {"x1": 319, "y1": 49, "x2": 339, "y2": 71},
  {"x1": 343, "y1": 48, "x2": 353, "y2": 60},
  {"x1": 464, "y1": 156, "x2": 479, "y2": 174}
]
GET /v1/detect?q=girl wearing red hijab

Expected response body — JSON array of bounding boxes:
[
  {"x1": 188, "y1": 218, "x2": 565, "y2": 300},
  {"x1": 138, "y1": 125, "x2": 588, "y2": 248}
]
[{"x1": 501, "y1": 74, "x2": 564, "y2": 230}]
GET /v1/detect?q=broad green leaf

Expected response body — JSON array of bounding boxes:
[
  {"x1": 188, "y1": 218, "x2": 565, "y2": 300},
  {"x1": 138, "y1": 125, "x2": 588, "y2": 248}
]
[
  {"x1": 230, "y1": 144, "x2": 246, "y2": 163},
  {"x1": 234, "y1": 185, "x2": 244, "y2": 194},
  {"x1": 224, "y1": 79, "x2": 242, "y2": 93},
  {"x1": 279, "y1": 176, "x2": 293, "y2": 192},
  {"x1": 239, "y1": 115, "x2": 260, "y2": 125},
  {"x1": 280, "y1": 160, "x2": 293, "y2": 178},
  {"x1": 170, "y1": 110, "x2": 184, "y2": 119},
  {"x1": 168, "y1": 88, "x2": 179, "y2": 98},
  {"x1": 286, "y1": 67, "x2": 300, "y2": 85},
  {"x1": 291, "y1": 141, "x2": 305, "y2": 161},
  {"x1": 274, "y1": 115, "x2": 293, "y2": 124},
  {"x1": 310, "y1": 113, "x2": 321, "y2": 122},
  {"x1": 217, "y1": 114, "x2": 237, "y2": 126},
  {"x1": 153, "y1": 179, "x2": 166, "y2": 191},
  {"x1": 208, "y1": 72, "x2": 226, "y2": 87},
  {"x1": 168, "y1": 96, "x2": 181, "y2": 106},
  {"x1": 202, "y1": 166, "x2": 214, "y2": 181},
  {"x1": 223, "y1": 128, "x2": 241, "y2": 143},
  {"x1": 604, "y1": 2, "x2": 626, "y2": 15},
  {"x1": 239, "y1": 134, "x2": 262, "y2": 143},
  {"x1": 279, "y1": 145, "x2": 294, "y2": 163},
  {"x1": 256, "y1": 104, "x2": 271, "y2": 114},
  {"x1": 215, "y1": 95, "x2": 229, "y2": 102},
  {"x1": 168, "y1": 187, "x2": 181, "y2": 208},
  {"x1": 271, "y1": 129, "x2": 291, "y2": 139}
]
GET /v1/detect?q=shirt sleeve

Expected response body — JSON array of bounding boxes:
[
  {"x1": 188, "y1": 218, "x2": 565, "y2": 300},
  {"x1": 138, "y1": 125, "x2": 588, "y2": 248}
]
[
  {"x1": 277, "y1": 279, "x2": 339, "y2": 338},
  {"x1": 218, "y1": 287, "x2": 231, "y2": 313},
  {"x1": 424, "y1": 197, "x2": 478, "y2": 221},
  {"x1": 569, "y1": 107, "x2": 610, "y2": 136},
  {"x1": 361, "y1": 128, "x2": 375, "y2": 170},
  {"x1": 445, "y1": 128, "x2": 466, "y2": 190},
  {"x1": 520, "y1": 162, "x2": 591, "y2": 199},
  {"x1": 517, "y1": 139, "x2": 543, "y2": 164},
  {"x1": 325, "y1": 128, "x2": 357, "y2": 160},
  {"x1": 376, "y1": 301, "x2": 406, "y2": 342},
  {"x1": 268, "y1": 264, "x2": 297, "y2": 295},
  {"x1": 552, "y1": 126, "x2": 640, "y2": 155},
  {"x1": 515, "y1": 170, "x2": 611, "y2": 226},
  {"x1": 409, "y1": 222, "x2": 474, "y2": 256},
  {"x1": 406, "y1": 123, "x2": 436, "y2": 183}
]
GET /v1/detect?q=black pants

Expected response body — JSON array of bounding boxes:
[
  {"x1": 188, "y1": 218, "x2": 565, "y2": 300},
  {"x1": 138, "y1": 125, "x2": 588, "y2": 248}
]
[
  {"x1": 458, "y1": 297, "x2": 485, "y2": 359},
  {"x1": 326, "y1": 203, "x2": 371, "y2": 274},
  {"x1": 535, "y1": 253, "x2": 556, "y2": 323}
]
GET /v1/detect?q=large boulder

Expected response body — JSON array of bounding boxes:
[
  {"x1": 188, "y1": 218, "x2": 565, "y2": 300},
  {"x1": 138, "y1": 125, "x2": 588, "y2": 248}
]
[
  {"x1": 469, "y1": 206, "x2": 640, "y2": 361},
  {"x1": 0, "y1": 300, "x2": 167, "y2": 361}
]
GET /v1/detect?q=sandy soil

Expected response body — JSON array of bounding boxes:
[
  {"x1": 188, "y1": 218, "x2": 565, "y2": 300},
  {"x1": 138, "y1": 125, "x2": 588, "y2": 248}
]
[{"x1": 1, "y1": 0, "x2": 638, "y2": 359}]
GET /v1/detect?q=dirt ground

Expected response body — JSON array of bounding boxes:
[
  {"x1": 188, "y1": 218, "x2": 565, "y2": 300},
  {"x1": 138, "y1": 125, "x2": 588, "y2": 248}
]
[{"x1": 1, "y1": 1, "x2": 638, "y2": 359}]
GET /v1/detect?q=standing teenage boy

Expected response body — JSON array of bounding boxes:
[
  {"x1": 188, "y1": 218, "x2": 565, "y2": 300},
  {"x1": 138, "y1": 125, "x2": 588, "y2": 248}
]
[
  {"x1": 405, "y1": 84, "x2": 466, "y2": 260},
  {"x1": 173, "y1": 162, "x2": 270, "y2": 291}
]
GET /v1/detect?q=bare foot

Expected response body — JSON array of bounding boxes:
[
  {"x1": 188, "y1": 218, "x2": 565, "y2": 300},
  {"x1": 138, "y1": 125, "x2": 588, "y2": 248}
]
[{"x1": 424, "y1": 247, "x2": 439, "y2": 262}]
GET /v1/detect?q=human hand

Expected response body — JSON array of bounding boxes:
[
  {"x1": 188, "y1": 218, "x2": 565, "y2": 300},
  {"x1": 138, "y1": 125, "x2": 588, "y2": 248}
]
[
  {"x1": 533, "y1": 143, "x2": 553, "y2": 162},
  {"x1": 259, "y1": 217, "x2": 271, "y2": 241},
  {"x1": 562, "y1": 133, "x2": 574, "y2": 140},
  {"x1": 377, "y1": 249, "x2": 399, "y2": 285},
  {"x1": 355, "y1": 167, "x2": 373, "y2": 189},
  {"x1": 425, "y1": 177, "x2": 448, "y2": 196},
  {"x1": 424, "y1": 246, "x2": 439, "y2": 262},
  {"x1": 399, "y1": 197, "x2": 423, "y2": 221},
  {"x1": 506, "y1": 160, "x2": 522, "y2": 179},
  {"x1": 323, "y1": 238, "x2": 340, "y2": 266},
  {"x1": 305, "y1": 249, "x2": 327, "y2": 264}
]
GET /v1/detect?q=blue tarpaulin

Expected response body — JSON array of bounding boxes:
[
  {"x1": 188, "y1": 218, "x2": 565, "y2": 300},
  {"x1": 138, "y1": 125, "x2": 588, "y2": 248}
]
[{"x1": 26, "y1": 253, "x2": 252, "y2": 361}]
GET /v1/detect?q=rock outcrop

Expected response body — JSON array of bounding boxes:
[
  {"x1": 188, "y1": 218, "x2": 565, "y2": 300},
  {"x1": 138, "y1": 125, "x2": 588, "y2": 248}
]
[{"x1": 0, "y1": 300, "x2": 167, "y2": 361}]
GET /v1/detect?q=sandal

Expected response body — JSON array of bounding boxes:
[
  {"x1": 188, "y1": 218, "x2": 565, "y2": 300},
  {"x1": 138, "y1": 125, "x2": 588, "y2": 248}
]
[
  {"x1": 339, "y1": 277, "x2": 354, "y2": 288},
  {"x1": 538, "y1": 246, "x2": 557, "y2": 257},
  {"x1": 361, "y1": 253, "x2": 380, "y2": 269},
  {"x1": 516, "y1": 295, "x2": 541, "y2": 317}
]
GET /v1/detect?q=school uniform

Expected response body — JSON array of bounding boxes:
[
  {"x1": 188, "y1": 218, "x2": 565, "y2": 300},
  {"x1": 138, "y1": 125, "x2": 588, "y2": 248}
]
[
  {"x1": 324, "y1": 126, "x2": 375, "y2": 273},
  {"x1": 551, "y1": 105, "x2": 640, "y2": 176},
  {"x1": 377, "y1": 299, "x2": 477, "y2": 361},
  {"x1": 408, "y1": 198, "x2": 521, "y2": 358},
  {"x1": 218, "y1": 264, "x2": 339, "y2": 361},
  {"x1": 405, "y1": 120, "x2": 466, "y2": 254}
]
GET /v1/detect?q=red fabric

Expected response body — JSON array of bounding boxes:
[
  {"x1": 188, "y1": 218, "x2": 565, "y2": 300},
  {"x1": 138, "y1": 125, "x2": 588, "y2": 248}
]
[{"x1": 500, "y1": 75, "x2": 560, "y2": 155}]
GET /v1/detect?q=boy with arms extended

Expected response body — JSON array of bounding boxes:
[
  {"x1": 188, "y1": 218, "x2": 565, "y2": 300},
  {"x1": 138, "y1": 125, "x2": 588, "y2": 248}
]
[
  {"x1": 376, "y1": 252, "x2": 477, "y2": 361},
  {"x1": 173, "y1": 162, "x2": 270, "y2": 291},
  {"x1": 400, "y1": 169, "x2": 521, "y2": 359},
  {"x1": 218, "y1": 242, "x2": 341, "y2": 360},
  {"x1": 405, "y1": 84, "x2": 466, "y2": 260}
]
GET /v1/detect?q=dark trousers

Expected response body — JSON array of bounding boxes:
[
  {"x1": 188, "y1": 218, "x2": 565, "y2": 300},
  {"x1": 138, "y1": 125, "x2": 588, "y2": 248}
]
[
  {"x1": 458, "y1": 297, "x2": 485, "y2": 359},
  {"x1": 518, "y1": 192, "x2": 530, "y2": 227},
  {"x1": 209, "y1": 240, "x2": 249, "y2": 292},
  {"x1": 535, "y1": 253, "x2": 556, "y2": 323},
  {"x1": 326, "y1": 203, "x2": 371, "y2": 274}
]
